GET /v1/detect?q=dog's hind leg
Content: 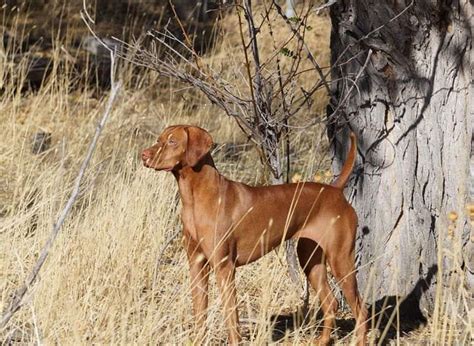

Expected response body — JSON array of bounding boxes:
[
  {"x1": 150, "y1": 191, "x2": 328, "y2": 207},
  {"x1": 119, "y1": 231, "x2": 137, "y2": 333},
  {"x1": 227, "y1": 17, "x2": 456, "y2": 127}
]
[
  {"x1": 326, "y1": 225, "x2": 368, "y2": 346},
  {"x1": 297, "y1": 238, "x2": 338, "y2": 345}
]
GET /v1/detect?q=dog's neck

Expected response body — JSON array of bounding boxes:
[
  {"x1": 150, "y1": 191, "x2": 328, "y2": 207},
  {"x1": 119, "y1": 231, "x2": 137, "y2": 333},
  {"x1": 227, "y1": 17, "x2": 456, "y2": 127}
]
[{"x1": 172, "y1": 153, "x2": 221, "y2": 204}]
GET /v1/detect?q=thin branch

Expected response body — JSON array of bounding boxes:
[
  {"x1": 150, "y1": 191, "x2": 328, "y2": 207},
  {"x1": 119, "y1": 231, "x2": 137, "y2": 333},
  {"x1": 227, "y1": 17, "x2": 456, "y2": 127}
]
[
  {"x1": 273, "y1": 1, "x2": 331, "y2": 95},
  {"x1": 167, "y1": 0, "x2": 203, "y2": 71},
  {"x1": 236, "y1": 5, "x2": 258, "y2": 122},
  {"x1": 314, "y1": 0, "x2": 338, "y2": 14}
]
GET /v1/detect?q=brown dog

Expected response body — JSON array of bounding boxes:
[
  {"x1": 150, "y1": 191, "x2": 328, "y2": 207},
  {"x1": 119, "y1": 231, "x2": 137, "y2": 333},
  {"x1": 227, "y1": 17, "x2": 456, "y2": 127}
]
[{"x1": 142, "y1": 125, "x2": 368, "y2": 345}]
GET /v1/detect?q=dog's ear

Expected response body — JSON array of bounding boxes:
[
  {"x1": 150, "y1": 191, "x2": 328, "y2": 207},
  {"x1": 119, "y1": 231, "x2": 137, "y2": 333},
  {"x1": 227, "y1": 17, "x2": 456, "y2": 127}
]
[{"x1": 184, "y1": 126, "x2": 213, "y2": 167}]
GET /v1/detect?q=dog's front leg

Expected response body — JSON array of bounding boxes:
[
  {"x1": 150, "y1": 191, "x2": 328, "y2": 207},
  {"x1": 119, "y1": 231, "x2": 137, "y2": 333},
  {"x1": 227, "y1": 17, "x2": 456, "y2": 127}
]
[
  {"x1": 184, "y1": 234, "x2": 210, "y2": 342},
  {"x1": 215, "y1": 258, "x2": 241, "y2": 345}
]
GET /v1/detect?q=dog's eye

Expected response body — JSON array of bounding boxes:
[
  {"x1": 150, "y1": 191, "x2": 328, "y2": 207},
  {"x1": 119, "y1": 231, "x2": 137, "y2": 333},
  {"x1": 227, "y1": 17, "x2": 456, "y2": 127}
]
[{"x1": 168, "y1": 139, "x2": 177, "y2": 146}]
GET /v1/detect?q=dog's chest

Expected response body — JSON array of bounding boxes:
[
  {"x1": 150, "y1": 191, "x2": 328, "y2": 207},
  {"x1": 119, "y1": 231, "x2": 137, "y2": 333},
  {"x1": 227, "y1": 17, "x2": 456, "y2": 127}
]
[{"x1": 180, "y1": 197, "x2": 231, "y2": 243}]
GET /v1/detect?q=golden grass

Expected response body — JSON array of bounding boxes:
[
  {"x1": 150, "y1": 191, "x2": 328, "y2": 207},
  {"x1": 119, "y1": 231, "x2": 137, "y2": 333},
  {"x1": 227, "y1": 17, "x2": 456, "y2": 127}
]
[{"x1": 1, "y1": 2, "x2": 472, "y2": 345}]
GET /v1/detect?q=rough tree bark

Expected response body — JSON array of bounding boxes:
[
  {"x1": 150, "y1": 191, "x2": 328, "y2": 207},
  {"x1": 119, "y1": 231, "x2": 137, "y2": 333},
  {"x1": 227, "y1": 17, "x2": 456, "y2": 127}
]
[{"x1": 328, "y1": 0, "x2": 472, "y2": 315}]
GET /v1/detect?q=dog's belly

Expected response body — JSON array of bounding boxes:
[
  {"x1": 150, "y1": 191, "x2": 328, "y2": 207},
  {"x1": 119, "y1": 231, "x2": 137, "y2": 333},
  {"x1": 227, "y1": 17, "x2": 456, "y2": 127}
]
[
  {"x1": 231, "y1": 205, "x2": 306, "y2": 266},
  {"x1": 234, "y1": 235, "x2": 291, "y2": 266}
]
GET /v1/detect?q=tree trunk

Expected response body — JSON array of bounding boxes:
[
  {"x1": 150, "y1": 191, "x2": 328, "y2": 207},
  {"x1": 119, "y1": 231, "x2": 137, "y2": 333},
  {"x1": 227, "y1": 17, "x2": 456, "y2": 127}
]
[{"x1": 329, "y1": 0, "x2": 472, "y2": 315}]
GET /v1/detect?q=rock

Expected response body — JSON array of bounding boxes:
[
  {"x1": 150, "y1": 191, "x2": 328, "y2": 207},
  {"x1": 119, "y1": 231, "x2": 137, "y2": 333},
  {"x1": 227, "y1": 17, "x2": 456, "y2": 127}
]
[
  {"x1": 26, "y1": 56, "x2": 53, "y2": 90},
  {"x1": 82, "y1": 36, "x2": 121, "y2": 58},
  {"x1": 32, "y1": 131, "x2": 51, "y2": 154}
]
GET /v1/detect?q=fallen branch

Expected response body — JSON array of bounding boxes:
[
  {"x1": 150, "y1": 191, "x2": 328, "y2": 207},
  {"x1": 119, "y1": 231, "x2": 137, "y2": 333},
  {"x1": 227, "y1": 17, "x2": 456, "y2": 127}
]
[{"x1": 0, "y1": 51, "x2": 121, "y2": 330}]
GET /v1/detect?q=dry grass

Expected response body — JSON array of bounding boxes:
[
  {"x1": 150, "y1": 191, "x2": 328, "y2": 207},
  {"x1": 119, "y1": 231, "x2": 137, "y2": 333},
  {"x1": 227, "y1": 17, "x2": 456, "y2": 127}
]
[{"x1": 1, "y1": 2, "x2": 472, "y2": 345}]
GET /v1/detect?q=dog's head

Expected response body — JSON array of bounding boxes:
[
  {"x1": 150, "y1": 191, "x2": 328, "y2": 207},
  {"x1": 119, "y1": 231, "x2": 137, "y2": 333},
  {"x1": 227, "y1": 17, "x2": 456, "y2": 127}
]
[{"x1": 141, "y1": 125, "x2": 213, "y2": 172}]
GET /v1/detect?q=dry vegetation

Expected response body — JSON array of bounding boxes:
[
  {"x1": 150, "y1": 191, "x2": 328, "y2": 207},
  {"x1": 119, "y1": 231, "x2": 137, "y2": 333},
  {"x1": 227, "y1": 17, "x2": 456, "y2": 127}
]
[{"x1": 0, "y1": 1, "x2": 472, "y2": 344}]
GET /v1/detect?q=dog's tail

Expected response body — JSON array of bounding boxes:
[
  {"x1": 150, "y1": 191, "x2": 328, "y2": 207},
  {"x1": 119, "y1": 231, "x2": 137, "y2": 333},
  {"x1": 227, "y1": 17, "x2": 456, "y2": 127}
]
[{"x1": 332, "y1": 132, "x2": 357, "y2": 189}]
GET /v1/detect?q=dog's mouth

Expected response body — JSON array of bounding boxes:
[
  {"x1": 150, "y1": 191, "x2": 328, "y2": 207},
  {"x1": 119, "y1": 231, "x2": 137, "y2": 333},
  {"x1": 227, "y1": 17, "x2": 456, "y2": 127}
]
[
  {"x1": 143, "y1": 158, "x2": 175, "y2": 172},
  {"x1": 145, "y1": 160, "x2": 174, "y2": 172},
  {"x1": 143, "y1": 158, "x2": 152, "y2": 168}
]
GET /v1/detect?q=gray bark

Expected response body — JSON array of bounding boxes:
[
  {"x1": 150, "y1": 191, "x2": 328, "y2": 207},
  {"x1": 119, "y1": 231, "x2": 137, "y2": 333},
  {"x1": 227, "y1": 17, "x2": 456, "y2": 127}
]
[{"x1": 329, "y1": 0, "x2": 472, "y2": 314}]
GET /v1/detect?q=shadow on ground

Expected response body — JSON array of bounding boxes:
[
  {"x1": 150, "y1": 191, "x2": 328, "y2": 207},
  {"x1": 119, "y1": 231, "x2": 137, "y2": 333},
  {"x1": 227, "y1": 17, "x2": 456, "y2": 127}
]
[{"x1": 268, "y1": 265, "x2": 438, "y2": 344}]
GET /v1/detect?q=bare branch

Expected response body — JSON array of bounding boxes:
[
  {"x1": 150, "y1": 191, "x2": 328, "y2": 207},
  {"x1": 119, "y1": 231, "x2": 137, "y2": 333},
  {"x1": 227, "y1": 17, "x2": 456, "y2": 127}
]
[
  {"x1": 314, "y1": 0, "x2": 338, "y2": 14},
  {"x1": 167, "y1": 0, "x2": 203, "y2": 70},
  {"x1": 236, "y1": 5, "x2": 259, "y2": 122},
  {"x1": 273, "y1": 0, "x2": 332, "y2": 95}
]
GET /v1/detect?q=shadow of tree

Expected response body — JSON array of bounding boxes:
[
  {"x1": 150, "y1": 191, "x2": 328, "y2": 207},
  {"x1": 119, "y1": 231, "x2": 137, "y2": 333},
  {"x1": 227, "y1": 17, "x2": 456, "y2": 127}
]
[{"x1": 368, "y1": 264, "x2": 438, "y2": 344}]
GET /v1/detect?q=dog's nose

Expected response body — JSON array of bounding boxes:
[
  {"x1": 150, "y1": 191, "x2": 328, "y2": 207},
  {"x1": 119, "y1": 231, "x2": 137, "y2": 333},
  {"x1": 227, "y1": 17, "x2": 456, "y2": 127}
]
[{"x1": 142, "y1": 149, "x2": 152, "y2": 161}]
